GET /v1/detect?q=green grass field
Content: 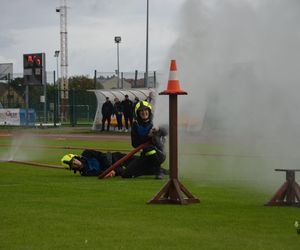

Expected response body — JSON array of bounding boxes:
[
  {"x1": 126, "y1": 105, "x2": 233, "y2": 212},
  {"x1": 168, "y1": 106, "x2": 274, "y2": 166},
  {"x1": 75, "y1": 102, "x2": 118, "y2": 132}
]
[{"x1": 1, "y1": 130, "x2": 300, "y2": 249}]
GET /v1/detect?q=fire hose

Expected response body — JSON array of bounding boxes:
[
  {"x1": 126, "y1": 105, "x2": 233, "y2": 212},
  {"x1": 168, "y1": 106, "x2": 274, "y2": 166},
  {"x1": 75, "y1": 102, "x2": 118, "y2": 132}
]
[{"x1": 98, "y1": 142, "x2": 149, "y2": 179}]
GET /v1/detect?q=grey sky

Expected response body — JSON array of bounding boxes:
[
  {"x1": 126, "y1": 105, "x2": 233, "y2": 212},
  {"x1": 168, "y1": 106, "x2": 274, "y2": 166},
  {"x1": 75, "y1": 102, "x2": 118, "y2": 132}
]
[{"x1": 0, "y1": 0, "x2": 185, "y2": 76}]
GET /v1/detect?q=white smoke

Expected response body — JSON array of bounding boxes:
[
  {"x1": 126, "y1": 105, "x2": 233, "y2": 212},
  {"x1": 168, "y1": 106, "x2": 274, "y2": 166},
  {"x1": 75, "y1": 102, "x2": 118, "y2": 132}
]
[
  {"x1": 155, "y1": 0, "x2": 300, "y2": 189},
  {"x1": 0, "y1": 133, "x2": 46, "y2": 162}
]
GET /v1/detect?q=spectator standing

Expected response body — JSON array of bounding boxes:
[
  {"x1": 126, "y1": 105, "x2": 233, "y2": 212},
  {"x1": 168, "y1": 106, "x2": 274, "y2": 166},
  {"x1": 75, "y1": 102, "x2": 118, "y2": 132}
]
[
  {"x1": 113, "y1": 97, "x2": 123, "y2": 132},
  {"x1": 101, "y1": 97, "x2": 113, "y2": 131},
  {"x1": 121, "y1": 94, "x2": 133, "y2": 132}
]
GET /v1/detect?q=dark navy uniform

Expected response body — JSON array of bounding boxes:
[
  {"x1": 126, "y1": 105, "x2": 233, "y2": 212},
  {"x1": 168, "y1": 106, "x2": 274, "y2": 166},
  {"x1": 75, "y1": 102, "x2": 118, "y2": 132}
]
[{"x1": 121, "y1": 101, "x2": 167, "y2": 179}]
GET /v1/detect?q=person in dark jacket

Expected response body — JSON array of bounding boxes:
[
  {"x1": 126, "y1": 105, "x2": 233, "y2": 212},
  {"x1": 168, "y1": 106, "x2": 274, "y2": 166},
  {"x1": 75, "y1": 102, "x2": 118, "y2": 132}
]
[
  {"x1": 61, "y1": 149, "x2": 136, "y2": 177},
  {"x1": 113, "y1": 97, "x2": 123, "y2": 132},
  {"x1": 101, "y1": 97, "x2": 114, "y2": 131},
  {"x1": 121, "y1": 95, "x2": 133, "y2": 132},
  {"x1": 121, "y1": 100, "x2": 168, "y2": 179}
]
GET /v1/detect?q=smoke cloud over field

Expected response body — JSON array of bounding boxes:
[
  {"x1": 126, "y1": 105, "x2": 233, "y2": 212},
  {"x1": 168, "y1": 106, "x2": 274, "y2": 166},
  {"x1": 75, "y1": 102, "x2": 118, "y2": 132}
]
[{"x1": 154, "y1": 0, "x2": 300, "y2": 189}]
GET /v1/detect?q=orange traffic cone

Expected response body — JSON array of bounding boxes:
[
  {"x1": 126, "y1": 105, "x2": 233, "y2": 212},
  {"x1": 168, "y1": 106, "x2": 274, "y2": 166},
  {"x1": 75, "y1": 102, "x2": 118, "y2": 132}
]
[{"x1": 160, "y1": 59, "x2": 187, "y2": 95}]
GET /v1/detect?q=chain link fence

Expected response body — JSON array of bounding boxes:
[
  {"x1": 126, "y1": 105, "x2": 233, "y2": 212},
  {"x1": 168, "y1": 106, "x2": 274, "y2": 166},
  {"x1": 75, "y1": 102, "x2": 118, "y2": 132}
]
[
  {"x1": 0, "y1": 70, "x2": 166, "y2": 126},
  {"x1": 0, "y1": 71, "x2": 95, "y2": 126},
  {"x1": 94, "y1": 70, "x2": 158, "y2": 89}
]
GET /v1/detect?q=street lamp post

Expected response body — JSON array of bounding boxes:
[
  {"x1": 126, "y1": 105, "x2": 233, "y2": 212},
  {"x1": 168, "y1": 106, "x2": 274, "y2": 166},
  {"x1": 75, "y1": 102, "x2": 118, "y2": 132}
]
[
  {"x1": 114, "y1": 36, "x2": 121, "y2": 89},
  {"x1": 145, "y1": 0, "x2": 149, "y2": 88}
]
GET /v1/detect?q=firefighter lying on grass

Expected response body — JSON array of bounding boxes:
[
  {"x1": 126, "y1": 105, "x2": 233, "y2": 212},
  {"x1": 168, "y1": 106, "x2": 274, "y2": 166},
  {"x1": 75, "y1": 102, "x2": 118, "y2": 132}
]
[
  {"x1": 61, "y1": 146, "x2": 168, "y2": 178},
  {"x1": 61, "y1": 150, "x2": 131, "y2": 178}
]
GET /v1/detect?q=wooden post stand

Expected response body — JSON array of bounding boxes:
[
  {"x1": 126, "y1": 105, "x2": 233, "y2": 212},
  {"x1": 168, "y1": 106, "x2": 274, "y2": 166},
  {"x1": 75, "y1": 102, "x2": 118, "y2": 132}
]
[
  {"x1": 265, "y1": 169, "x2": 300, "y2": 207},
  {"x1": 148, "y1": 60, "x2": 200, "y2": 205}
]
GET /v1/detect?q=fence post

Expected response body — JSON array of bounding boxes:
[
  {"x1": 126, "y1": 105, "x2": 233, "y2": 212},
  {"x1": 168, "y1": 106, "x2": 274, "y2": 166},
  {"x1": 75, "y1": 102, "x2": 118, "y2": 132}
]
[
  {"x1": 71, "y1": 89, "x2": 76, "y2": 127},
  {"x1": 43, "y1": 73, "x2": 47, "y2": 123},
  {"x1": 7, "y1": 73, "x2": 11, "y2": 108},
  {"x1": 121, "y1": 72, "x2": 124, "y2": 89},
  {"x1": 53, "y1": 70, "x2": 57, "y2": 127},
  {"x1": 134, "y1": 70, "x2": 138, "y2": 88},
  {"x1": 94, "y1": 70, "x2": 97, "y2": 89},
  {"x1": 25, "y1": 85, "x2": 29, "y2": 126}
]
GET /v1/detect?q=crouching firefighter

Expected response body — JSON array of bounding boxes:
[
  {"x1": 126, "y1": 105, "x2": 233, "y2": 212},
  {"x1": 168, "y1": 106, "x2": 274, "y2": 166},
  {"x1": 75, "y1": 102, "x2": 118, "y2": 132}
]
[
  {"x1": 121, "y1": 100, "x2": 168, "y2": 179},
  {"x1": 61, "y1": 150, "x2": 135, "y2": 177}
]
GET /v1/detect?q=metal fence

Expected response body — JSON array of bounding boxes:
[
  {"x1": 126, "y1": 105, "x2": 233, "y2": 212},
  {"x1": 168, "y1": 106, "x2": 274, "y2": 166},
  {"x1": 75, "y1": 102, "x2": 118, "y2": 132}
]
[
  {"x1": 94, "y1": 70, "x2": 158, "y2": 89},
  {"x1": 0, "y1": 70, "x2": 166, "y2": 126},
  {"x1": 0, "y1": 72, "x2": 96, "y2": 125}
]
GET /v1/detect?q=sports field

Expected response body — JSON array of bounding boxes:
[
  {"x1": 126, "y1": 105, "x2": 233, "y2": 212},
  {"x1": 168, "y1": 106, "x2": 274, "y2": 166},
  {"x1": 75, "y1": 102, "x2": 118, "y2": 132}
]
[{"x1": 0, "y1": 128, "x2": 300, "y2": 249}]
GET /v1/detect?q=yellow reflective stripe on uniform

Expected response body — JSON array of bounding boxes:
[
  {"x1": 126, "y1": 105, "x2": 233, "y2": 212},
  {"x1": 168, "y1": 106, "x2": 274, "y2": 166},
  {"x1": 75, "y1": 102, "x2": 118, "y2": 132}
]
[{"x1": 145, "y1": 149, "x2": 156, "y2": 156}]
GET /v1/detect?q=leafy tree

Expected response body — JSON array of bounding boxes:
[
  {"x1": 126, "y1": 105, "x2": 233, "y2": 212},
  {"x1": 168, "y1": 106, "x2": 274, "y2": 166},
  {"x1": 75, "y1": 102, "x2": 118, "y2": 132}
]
[
  {"x1": 9, "y1": 77, "x2": 25, "y2": 96},
  {"x1": 68, "y1": 75, "x2": 95, "y2": 90}
]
